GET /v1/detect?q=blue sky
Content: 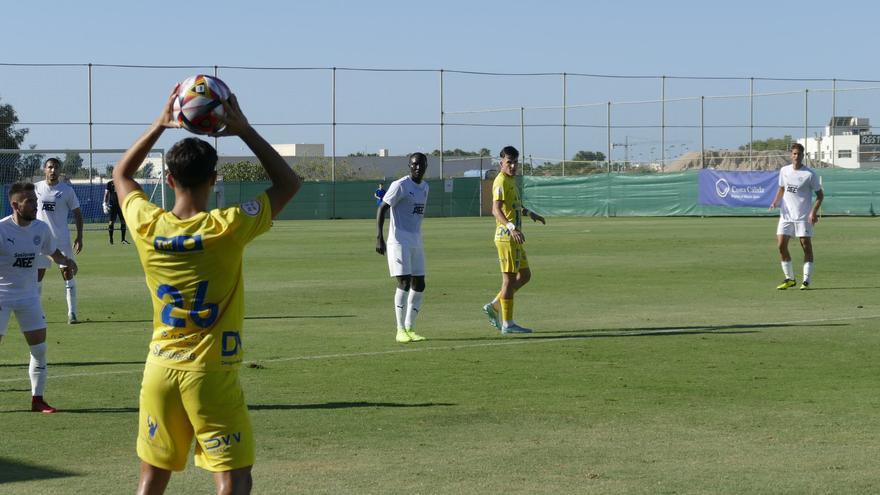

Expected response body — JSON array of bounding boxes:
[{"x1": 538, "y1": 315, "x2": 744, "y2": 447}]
[{"x1": 3, "y1": 0, "x2": 879, "y2": 164}]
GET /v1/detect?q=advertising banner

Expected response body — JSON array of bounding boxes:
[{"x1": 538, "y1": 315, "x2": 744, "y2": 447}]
[{"x1": 698, "y1": 170, "x2": 778, "y2": 207}]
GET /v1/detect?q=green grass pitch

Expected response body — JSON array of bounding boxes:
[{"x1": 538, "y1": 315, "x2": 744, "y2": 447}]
[{"x1": 1, "y1": 216, "x2": 878, "y2": 494}]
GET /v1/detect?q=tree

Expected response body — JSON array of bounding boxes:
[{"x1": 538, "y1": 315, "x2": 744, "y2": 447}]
[
  {"x1": 572, "y1": 150, "x2": 606, "y2": 163},
  {"x1": 430, "y1": 148, "x2": 490, "y2": 157},
  {"x1": 16, "y1": 146, "x2": 43, "y2": 181},
  {"x1": 219, "y1": 161, "x2": 268, "y2": 181},
  {"x1": 61, "y1": 152, "x2": 84, "y2": 177},
  {"x1": 135, "y1": 162, "x2": 155, "y2": 179},
  {"x1": 0, "y1": 97, "x2": 29, "y2": 182},
  {"x1": 739, "y1": 135, "x2": 793, "y2": 152},
  {"x1": 0, "y1": 97, "x2": 28, "y2": 150}
]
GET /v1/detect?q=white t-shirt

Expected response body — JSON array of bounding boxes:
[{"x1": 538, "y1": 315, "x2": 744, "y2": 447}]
[
  {"x1": 778, "y1": 164, "x2": 822, "y2": 222},
  {"x1": 383, "y1": 175, "x2": 428, "y2": 246},
  {"x1": 35, "y1": 180, "x2": 80, "y2": 246},
  {"x1": 0, "y1": 216, "x2": 56, "y2": 302}
]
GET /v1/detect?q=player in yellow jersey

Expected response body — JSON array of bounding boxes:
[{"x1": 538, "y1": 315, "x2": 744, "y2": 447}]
[
  {"x1": 113, "y1": 87, "x2": 301, "y2": 495},
  {"x1": 482, "y1": 146, "x2": 546, "y2": 334}
]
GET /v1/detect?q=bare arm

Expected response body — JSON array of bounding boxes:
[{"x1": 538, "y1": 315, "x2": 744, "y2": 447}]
[
  {"x1": 72, "y1": 207, "x2": 84, "y2": 254},
  {"x1": 521, "y1": 206, "x2": 546, "y2": 225},
  {"x1": 113, "y1": 87, "x2": 179, "y2": 202},
  {"x1": 376, "y1": 202, "x2": 391, "y2": 254},
  {"x1": 810, "y1": 189, "x2": 824, "y2": 224},
  {"x1": 768, "y1": 186, "x2": 785, "y2": 210},
  {"x1": 49, "y1": 249, "x2": 77, "y2": 278},
  {"x1": 218, "y1": 96, "x2": 302, "y2": 219},
  {"x1": 493, "y1": 200, "x2": 524, "y2": 244}
]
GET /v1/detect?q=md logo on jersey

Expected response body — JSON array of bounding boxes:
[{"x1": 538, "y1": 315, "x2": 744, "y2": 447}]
[
  {"x1": 41, "y1": 202, "x2": 56, "y2": 212},
  {"x1": 412, "y1": 203, "x2": 425, "y2": 215},
  {"x1": 786, "y1": 185, "x2": 799, "y2": 193},
  {"x1": 221, "y1": 331, "x2": 242, "y2": 357},
  {"x1": 202, "y1": 432, "x2": 243, "y2": 452},
  {"x1": 154, "y1": 235, "x2": 204, "y2": 252},
  {"x1": 147, "y1": 415, "x2": 159, "y2": 439}
]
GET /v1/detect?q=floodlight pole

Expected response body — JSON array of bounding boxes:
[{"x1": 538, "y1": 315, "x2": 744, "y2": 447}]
[
  {"x1": 660, "y1": 75, "x2": 666, "y2": 172},
  {"x1": 562, "y1": 72, "x2": 567, "y2": 177},
  {"x1": 804, "y1": 89, "x2": 809, "y2": 147},
  {"x1": 88, "y1": 63, "x2": 93, "y2": 183},
  {"x1": 749, "y1": 77, "x2": 754, "y2": 170},
  {"x1": 520, "y1": 107, "x2": 525, "y2": 170},
  {"x1": 439, "y1": 69, "x2": 445, "y2": 182},
  {"x1": 831, "y1": 79, "x2": 836, "y2": 168},
  {"x1": 332, "y1": 67, "x2": 337, "y2": 219},
  {"x1": 700, "y1": 96, "x2": 705, "y2": 169},
  {"x1": 606, "y1": 102, "x2": 612, "y2": 174},
  {"x1": 214, "y1": 65, "x2": 219, "y2": 154}
]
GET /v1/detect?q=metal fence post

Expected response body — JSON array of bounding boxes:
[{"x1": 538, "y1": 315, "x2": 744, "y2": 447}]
[
  {"x1": 606, "y1": 101, "x2": 612, "y2": 174},
  {"x1": 701, "y1": 96, "x2": 705, "y2": 169},
  {"x1": 562, "y1": 72, "x2": 567, "y2": 177},
  {"x1": 331, "y1": 67, "x2": 336, "y2": 219},
  {"x1": 660, "y1": 75, "x2": 666, "y2": 172}
]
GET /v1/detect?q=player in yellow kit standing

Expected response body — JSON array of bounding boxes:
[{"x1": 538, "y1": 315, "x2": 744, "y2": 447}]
[
  {"x1": 482, "y1": 146, "x2": 545, "y2": 334},
  {"x1": 113, "y1": 87, "x2": 301, "y2": 495}
]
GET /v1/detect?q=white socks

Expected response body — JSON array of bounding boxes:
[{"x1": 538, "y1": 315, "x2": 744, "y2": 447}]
[
  {"x1": 781, "y1": 261, "x2": 795, "y2": 280},
  {"x1": 394, "y1": 288, "x2": 408, "y2": 329},
  {"x1": 29, "y1": 342, "x2": 48, "y2": 396},
  {"x1": 803, "y1": 262, "x2": 813, "y2": 284},
  {"x1": 65, "y1": 278, "x2": 77, "y2": 315},
  {"x1": 405, "y1": 291, "x2": 423, "y2": 330}
]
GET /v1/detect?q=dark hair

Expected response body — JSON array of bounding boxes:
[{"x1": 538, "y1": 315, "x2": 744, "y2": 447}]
[
  {"x1": 409, "y1": 152, "x2": 427, "y2": 165},
  {"x1": 9, "y1": 182, "x2": 35, "y2": 199},
  {"x1": 44, "y1": 157, "x2": 61, "y2": 168},
  {"x1": 790, "y1": 143, "x2": 805, "y2": 153},
  {"x1": 166, "y1": 138, "x2": 218, "y2": 188},
  {"x1": 499, "y1": 146, "x2": 519, "y2": 159}
]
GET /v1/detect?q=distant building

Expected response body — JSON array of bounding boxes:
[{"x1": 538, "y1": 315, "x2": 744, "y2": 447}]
[
  {"x1": 272, "y1": 143, "x2": 325, "y2": 157},
  {"x1": 799, "y1": 117, "x2": 880, "y2": 169},
  {"x1": 378, "y1": 148, "x2": 390, "y2": 157}
]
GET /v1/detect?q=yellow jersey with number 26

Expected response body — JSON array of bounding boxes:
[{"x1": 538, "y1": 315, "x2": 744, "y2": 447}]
[{"x1": 122, "y1": 190, "x2": 272, "y2": 372}]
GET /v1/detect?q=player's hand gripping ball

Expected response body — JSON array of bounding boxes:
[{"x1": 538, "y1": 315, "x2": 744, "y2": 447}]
[{"x1": 172, "y1": 75, "x2": 231, "y2": 135}]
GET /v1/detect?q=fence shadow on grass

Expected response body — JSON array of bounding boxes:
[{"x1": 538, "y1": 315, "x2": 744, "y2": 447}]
[
  {"x1": 0, "y1": 360, "x2": 143, "y2": 368},
  {"x1": 430, "y1": 322, "x2": 851, "y2": 342},
  {"x1": 0, "y1": 457, "x2": 77, "y2": 484},
  {"x1": 249, "y1": 401, "x2": 455, "y2": 411},
  {"x1": 84, "y1": 314, "x2": 356, "y2": 325},
  {"x1": 0, "y1": 406, "x2": 138, "y2": 414}
]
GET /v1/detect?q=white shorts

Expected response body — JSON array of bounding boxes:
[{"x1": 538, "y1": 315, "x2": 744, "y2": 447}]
[
  {"x1": 36, "y1": 242, "x2": 73, "y2": 270},
  {"x1": 386, "y1": 243, "x2": 426, "y2": 277},
  {"x1": 0, "y1": 297, "x2": 47, "y2": 336},
  {"x1": 777, "y1": 219, "x2": 813, "y2": 238}
]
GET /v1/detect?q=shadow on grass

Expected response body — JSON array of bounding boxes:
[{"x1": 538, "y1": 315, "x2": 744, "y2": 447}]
[
  {"x1": 429, "y1": 322, "x2": 851, "y2": 342},
  {"x1": 0, "y1": 360, "x2": 143, "y2": 368},
  {"x1": 0, "y1": 457, "x2": 77, "y2": 483},
  {"x1": 85, "y1": 314, "x2": 356, "y2": 325},
  {"x1": 249, "y1": 401, "x2": 455, "y2": 411},
  {"x1": 0, "y1": 406, "x2": 138, "y2": 414},
  {"x1": 801, "y1": 286, "x2": 880, "y2": 291}
]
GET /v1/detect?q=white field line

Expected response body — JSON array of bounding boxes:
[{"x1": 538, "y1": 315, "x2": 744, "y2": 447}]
[{"x1": 0, "y1": 313, "x2": 878, "y2": 384}]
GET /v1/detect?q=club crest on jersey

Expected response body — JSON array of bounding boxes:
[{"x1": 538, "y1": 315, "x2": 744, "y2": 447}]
[
  {"x1": 33, "y1": 236, "x2": 41, "y2": 246},
  {"x1": 241, "y1": 200, "x2": 261, "y2": 217}
]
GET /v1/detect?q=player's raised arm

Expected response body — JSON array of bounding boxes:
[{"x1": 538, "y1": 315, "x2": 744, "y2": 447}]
[
  {"x1": 114, "y1": 86, "x2": 179, "y2": 202},
  {"x1": 219, "y1": 95, "x2": 302, "y2": 219}
]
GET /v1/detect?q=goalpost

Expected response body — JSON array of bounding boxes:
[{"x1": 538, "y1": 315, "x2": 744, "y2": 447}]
[{"x1": 0, "y1": 148, "x2": 166, "y2": 229}]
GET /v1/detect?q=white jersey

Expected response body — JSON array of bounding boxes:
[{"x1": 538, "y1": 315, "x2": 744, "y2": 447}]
[
  {"x1": 0, "y1": 216, "x2": 56, "y2": 303},
  {"x1": 383, "y1": 175, "x2": 428, "y2": 246},
  {"x1": 35, "y1": 180, "x2": 80, "y2": 246},
  {"x1": 778, "y1": 164, "x2": 822, "y2": 222}
]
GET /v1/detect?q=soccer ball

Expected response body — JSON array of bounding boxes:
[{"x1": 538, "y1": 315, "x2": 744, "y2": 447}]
[{"x1": 172, "y1": 75, "x2": 231, "y2": 135}]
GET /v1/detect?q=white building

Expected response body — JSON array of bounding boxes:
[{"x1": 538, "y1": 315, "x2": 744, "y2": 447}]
[
  {"x1": 798, "y1": 116, "x2": 880, "y2": 169},
  {"x1": 271, "y1": 143, "x2": 325, "y2": 157}
]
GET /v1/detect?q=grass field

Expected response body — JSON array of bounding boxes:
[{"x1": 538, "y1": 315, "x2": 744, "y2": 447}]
[{"x1": 1, "y1": 215, "x2": 878, "y2": 494}]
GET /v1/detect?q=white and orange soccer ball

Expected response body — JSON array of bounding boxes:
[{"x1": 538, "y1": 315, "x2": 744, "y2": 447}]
[{"x1": 172, "y1": 74, "x2": 231, "y2": 135}]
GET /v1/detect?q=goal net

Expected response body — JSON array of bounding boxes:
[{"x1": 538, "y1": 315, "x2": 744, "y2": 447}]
[{"x1": 0, "y1": 148, "x2": 166, "y2": 229}]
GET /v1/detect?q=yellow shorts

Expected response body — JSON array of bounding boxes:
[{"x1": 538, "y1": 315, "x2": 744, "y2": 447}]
[
  {"x1": 495, "y1": 240, "x2": 528, "y2": 273},
  {"x1": 137, "y1": 362, "x2": 254, "y2": 472}
]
